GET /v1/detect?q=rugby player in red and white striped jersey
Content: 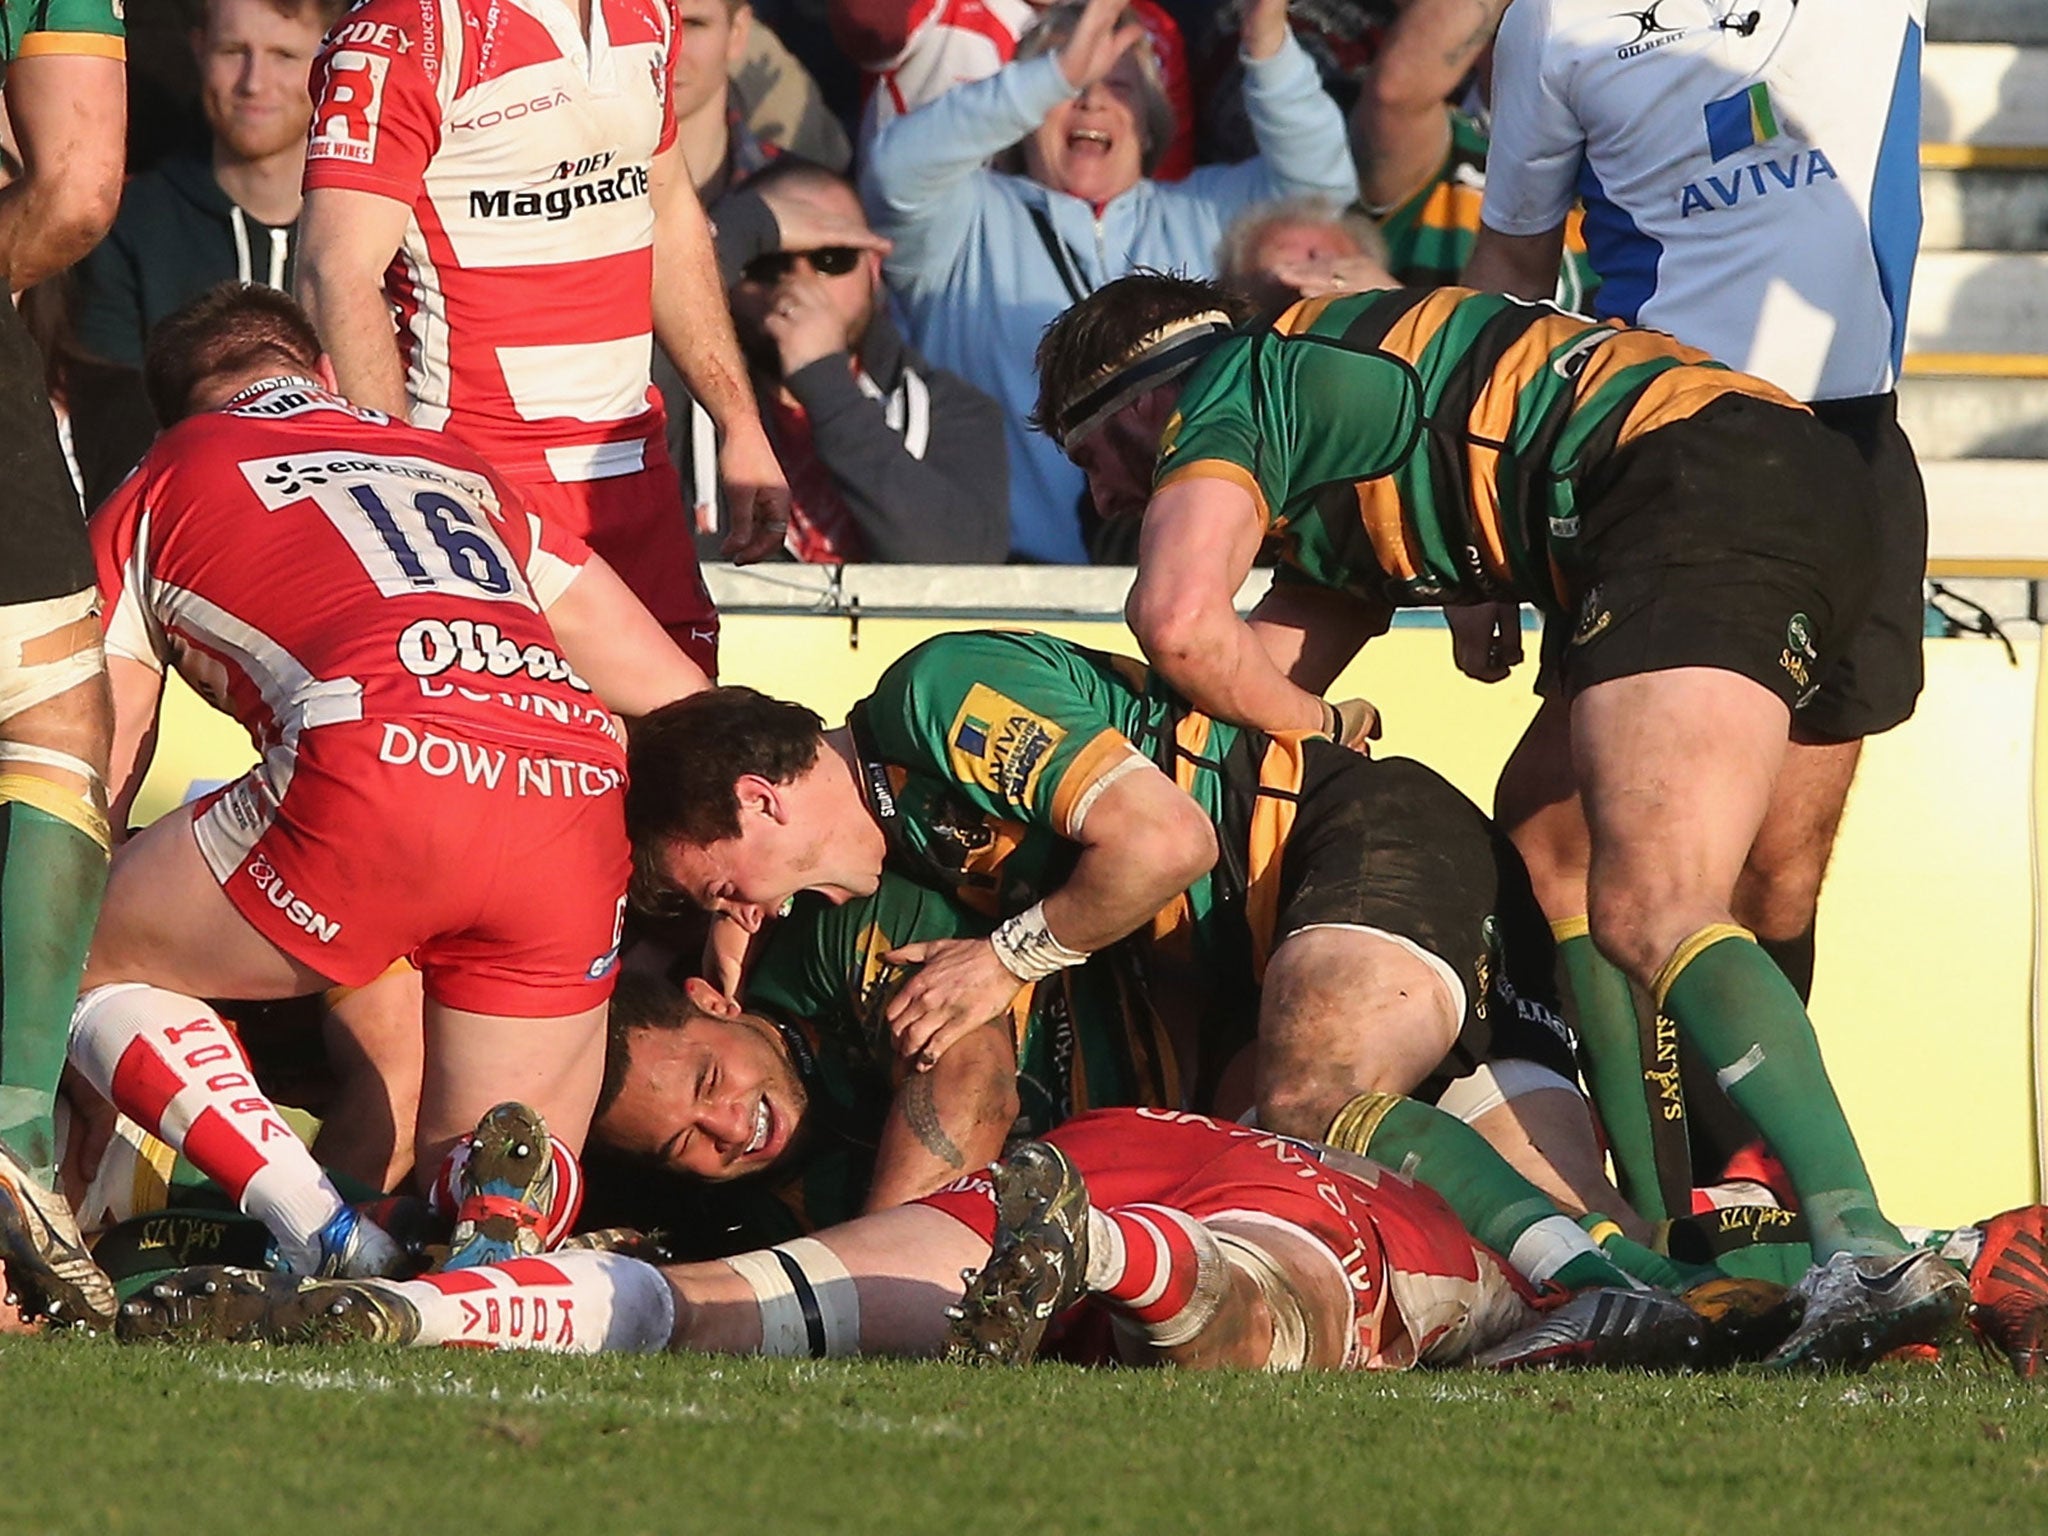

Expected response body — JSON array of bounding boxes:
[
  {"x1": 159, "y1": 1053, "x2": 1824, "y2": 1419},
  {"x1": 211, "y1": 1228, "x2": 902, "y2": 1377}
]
[
  {"x1": 296, "y1": 0, "x2": 791, "y2": 676},
  {"x1": 72, "y1": 284, "x2": 707, "y2": 1282}
]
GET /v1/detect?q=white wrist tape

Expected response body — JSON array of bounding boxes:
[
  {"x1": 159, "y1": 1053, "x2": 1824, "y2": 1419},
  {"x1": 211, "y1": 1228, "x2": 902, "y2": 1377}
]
[{"x1": 989, "y1": 901, "x2": 1089, "y2": 982}]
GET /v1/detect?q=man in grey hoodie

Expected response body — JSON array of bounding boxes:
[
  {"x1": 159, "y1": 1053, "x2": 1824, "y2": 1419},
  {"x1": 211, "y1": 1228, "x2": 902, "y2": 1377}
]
[{"x1": 75, "y1": 0, "x2": 345, "y2": 370}]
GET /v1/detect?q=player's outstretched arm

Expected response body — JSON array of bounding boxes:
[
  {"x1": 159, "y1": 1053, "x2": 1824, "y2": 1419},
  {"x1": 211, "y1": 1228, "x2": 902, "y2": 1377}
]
[
  {"x1": 295, "y1": 187, "x2": 415, "y2": 419},
  {"x1": 542, "y1": 553, "x2": 711, "y2": 717},
  {"x1": 0, "y1": 52, "x2": 124, "y2": 291},
  {"x1": 864, "y1": 1022, "x2": 1020, "y2": 1212},
  {"x1": 1128, "y1": 477, "x2": 1330, "y2": 735}
]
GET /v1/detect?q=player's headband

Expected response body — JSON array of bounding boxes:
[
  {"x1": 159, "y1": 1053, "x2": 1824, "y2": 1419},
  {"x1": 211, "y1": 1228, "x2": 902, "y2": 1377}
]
[{"x1": 1053, "y1": 312, "x2": 1234, "y2": 453}]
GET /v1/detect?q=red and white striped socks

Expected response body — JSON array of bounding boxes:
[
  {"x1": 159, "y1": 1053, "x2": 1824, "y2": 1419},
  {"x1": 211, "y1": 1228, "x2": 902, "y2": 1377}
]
[
  {"x1": 70, "y1": 983, "x2": 352, "y2": 1273},
  {"x1": 372, "y1": 1250, "x2": 675, "y2": 1352},
  {"x1": 1083, "y1": 1202, "x2": 1230, "y2": 1348}
]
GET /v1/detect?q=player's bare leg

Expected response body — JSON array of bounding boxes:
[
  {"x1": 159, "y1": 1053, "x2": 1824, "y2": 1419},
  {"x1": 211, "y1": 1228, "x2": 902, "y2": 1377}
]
[
  {"x1": 1253, "y1": 927, "x2": 1459, "y2": 1140},
  {"x1": 1455, "y1": 1079, "x2": 1648, "y2": 1243},
  {"x1": 76, "y1": 813, "x2": 402, "y2": 1276},
  {"x1": 1573, "y1": 667, "x2": 1966, "y2": 1365},
  {"x1": 0, "y1": 629, "x2": 118, "y2": 1326},
  {"x1": 313, "y1": 964, "x2": 425, "y2": 1191},
  {"x1": 1731, "y1": 735, "x2": 1860, "y2": 986},
  {"x1": 128, "y1": 1202, "x2": 992, "y2": 1355}
]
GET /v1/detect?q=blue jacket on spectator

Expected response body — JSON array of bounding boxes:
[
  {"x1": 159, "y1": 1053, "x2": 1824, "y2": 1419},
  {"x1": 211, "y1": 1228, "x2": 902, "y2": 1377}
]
[{"x1": 862, "y1": 36, "x2": 1355, "y2": 564}]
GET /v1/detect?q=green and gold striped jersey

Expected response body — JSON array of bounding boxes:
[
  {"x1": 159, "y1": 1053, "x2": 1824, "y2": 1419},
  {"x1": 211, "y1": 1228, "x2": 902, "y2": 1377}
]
[
  {"x1": 1153, "y1": 285, "x2": 1796, "y2": 614},
  {"x1": 1376, "y1": 111, "x2": 1597, "y2": 310},
  {"x1": 1, "y1": 0, "x2": 123, "y2": 62},
  {"x1": 746, "y1": 870, "x2": 1178, "y2": 1158},
  {"x1": 849, "y1": 628, "x2": 1321, "y2": 983}
]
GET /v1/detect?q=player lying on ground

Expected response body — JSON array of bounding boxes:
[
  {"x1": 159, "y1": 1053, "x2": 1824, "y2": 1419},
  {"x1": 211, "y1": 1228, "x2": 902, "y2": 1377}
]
[
  {"x1": 115, "y1": 1107, "x2": 1766, "y2": 1371},
  {"x1": 626, "y1": 629, "x2": 1632, "y2": 1228},
  {"x1": 51, "y1": 283, "x2": 709, "y2": 1307},
  {"x1": 73, "y1": 1079, "x2": 2048, "y2": 1375},
  {"x1": 1032, "y1": 271, "x2": 1969, "y2": 1362}
]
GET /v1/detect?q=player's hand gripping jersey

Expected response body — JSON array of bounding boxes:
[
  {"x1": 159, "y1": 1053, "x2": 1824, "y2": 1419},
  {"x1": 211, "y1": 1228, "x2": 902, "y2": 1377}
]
[
  {"x1": 1154, "y1": 285, "x2": 1798, "y2": 613},
  {"x1": 304, "y1": 0, "x2": 677, "y2": 485},
  {"x1": 90, "y1": 378, "x2": 631, "y2": 1013},
  {"x1": 749, "y1": 871, "x2": 1180, "y2": 1140}
]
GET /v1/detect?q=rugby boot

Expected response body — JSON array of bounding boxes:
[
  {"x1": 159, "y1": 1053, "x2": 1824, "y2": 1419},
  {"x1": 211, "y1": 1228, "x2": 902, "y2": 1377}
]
[
  {"x1": 0, "y1": 1134, "x2": 117, "y2": 1329},
  {"x1": 1764, "y1": 1249, "x2": 1970, "y2": 1372},
  {"x1": 1679, "y1": 1274, "x2": 1805, "y2": 1366},
  {"x1": 285, "y1": 1203, "x2": 410, "y2": 1280},
  {"x1": 558, "y1": 1226, "x2": 673, "y2": 1263},
  {"x1": 441, "y1": 1101, "x2": 557, "y2": 1272},
  {"x1": 1967, "y1": 1203, "x2": 2048, "y2": 1378},
  {"x1": 116, "y1": 1265, "x2": 295, "y2": 1344},
  {"x1": 1473, "y1": 1287, "x2": 1710, "y2": 1372},
  {"x1": 268, "y1": 1277, "x2": 422, "y2": 1347},
  {"x1": 945, "y1": 1139, "x2": 1092, "y2": 1367}
]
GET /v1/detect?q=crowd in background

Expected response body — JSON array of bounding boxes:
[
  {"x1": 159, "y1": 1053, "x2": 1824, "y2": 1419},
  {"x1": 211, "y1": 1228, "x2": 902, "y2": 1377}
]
[{"x1": 25, "y1": 0, "x2": 1508, "y2": 568}]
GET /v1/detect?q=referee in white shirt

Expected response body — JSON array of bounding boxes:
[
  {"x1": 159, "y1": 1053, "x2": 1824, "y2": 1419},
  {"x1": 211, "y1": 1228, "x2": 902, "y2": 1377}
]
[{"x1": 1460, "y1": 0, "x2": 1929, "y2": 1219}]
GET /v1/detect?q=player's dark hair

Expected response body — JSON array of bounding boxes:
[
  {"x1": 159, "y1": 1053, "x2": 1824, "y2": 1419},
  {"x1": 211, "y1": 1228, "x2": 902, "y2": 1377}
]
[
  {"x1": 595, "y1": 970, "x2": 694, "y2": 1122},
  {"x1": 625, "y1": 687, "x2": 826, "y2": 908},
  {"x1": 144, "y1": 282, "x2": 324, "y2": 426},
  {"x1": 1031, "y1": 270, "x2": 1255, "y2": 437}
]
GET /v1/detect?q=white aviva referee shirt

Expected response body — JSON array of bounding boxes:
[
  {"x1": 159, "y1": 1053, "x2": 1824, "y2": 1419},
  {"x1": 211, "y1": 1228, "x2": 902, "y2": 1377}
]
[{"x1": 1480, "y1": 0, "x2": 1926, "y2": 402}]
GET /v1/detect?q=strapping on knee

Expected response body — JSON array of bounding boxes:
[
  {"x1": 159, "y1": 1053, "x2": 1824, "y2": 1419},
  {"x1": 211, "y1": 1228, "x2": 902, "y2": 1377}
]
[
  {"x1": 0, "y1": 589, "x2": 105, "y2": 722},
  {"x1": 1213, "y1": 1232, "x2": 1313, "y2": 1372},
  {"x1": 1650, "y1": 923, "x2": 1755, "y2": 1011},
  {"x1": 0, "y1": 761, "x2": 110, "y2": 851},
  {"x1": 724, "y1": 1236, "x2": 862, "y2": 1357},
  {"x1": 1433, "y1": 1060, "x2": 1582, "y2": 1125}
]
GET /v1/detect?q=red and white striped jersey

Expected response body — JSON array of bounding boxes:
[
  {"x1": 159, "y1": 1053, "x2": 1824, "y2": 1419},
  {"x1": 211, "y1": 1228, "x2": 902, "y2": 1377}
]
[
  {"x1": 91, "y1": 377, "x2": 623, "y2": 770},
  {"x1": 304, "y1": 0, "x2": 676, "y2": 484}
]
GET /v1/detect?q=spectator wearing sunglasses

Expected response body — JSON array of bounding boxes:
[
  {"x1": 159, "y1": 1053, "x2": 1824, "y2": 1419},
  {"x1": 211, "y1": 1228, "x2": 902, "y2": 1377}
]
[{"x1": 684, "y1": 160, "x2": 1009, "y2": 563}]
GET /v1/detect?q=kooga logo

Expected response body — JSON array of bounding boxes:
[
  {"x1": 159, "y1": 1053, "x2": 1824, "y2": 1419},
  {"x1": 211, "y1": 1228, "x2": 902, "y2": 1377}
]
[{"x1": 469, "y1": 165, "x2": 650, "y2": 221}]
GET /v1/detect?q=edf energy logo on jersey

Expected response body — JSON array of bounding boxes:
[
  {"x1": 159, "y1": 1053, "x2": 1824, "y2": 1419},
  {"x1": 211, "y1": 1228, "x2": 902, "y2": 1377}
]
[
  {"x1": 1682, "y1": 83, "x2": 1837, "y2": 217},
  {"x1": 947, "y1": 684, "x2": 1066, "y2": 804}
]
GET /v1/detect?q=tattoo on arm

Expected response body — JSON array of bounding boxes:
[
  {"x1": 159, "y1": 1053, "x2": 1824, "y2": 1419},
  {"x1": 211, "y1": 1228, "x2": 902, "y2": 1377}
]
[{"x1": 902, "y1": 1073, "x2": 965, "y2": 1168}]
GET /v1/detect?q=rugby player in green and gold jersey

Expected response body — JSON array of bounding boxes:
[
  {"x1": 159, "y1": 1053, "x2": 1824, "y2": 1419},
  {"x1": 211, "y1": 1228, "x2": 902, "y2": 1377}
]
[
  {"x1": 0, "y1": 0, "x2": 129, "y2": 1330},
  {"x1": 591, "y1": 868, "x2": 1179, "y2": 1235},
  {"x1": 1029, "y1": 270, "x2": 1966, "y2": 1366},
  {"x1": 626, "y1": 628, "x2": 1633, "y2": 1232}
]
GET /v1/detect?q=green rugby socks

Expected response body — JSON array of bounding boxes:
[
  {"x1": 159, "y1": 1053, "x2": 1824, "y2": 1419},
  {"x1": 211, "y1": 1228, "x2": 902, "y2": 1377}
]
[
  {"x1": 0, "y1": 790, "x2": 110, "y2": 1185},
  {"x1": 1657, "y1": 926, "x2": 1904, "y2": 1261},
  {"x1": 1554, "y1": 921, "x2": 1685, "y2": 1221},
  {"x1": 1325, "y1": 1092, "x2": 1640, "y2": 1293}
]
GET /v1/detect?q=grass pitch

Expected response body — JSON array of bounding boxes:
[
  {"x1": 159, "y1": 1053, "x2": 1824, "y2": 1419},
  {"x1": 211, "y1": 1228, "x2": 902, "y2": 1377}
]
[{"x1": 2, "y1": 1337, "x2": 2042, "y2": 1535}]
